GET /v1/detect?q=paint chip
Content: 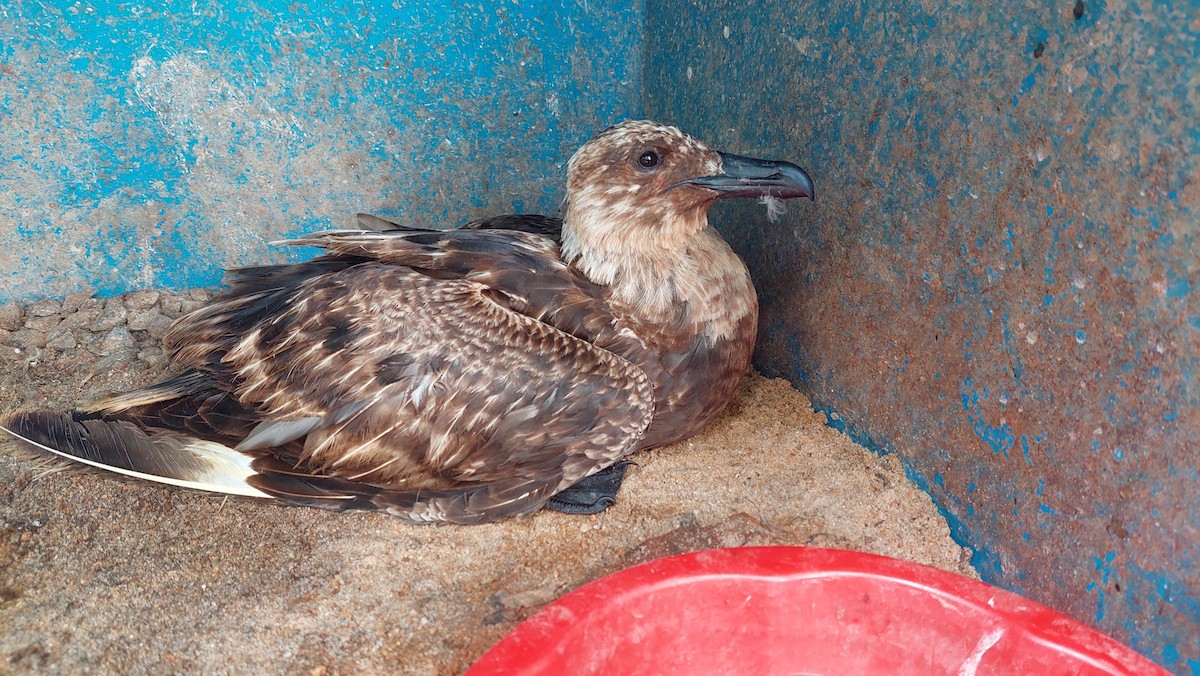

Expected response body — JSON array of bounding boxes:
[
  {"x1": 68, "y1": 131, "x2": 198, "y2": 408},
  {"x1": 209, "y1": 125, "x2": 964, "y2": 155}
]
[{"x1": 783, "y1": 33, "x2": 815, "y2": 56}]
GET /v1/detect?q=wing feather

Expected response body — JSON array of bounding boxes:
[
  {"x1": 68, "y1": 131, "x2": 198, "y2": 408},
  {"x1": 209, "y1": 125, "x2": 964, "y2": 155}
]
[
  {"x1": 167, "y1": 227, "x2": 653, "y2": 519},
  {"x1": 7, "y1": 225, "x2": 653, "y2": 522}
]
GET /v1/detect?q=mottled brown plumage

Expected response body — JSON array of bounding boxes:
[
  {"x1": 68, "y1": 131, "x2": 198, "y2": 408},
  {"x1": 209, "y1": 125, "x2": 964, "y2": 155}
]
[{"x1": 1, "y1": 120, "x2": 813, "y2": 524}]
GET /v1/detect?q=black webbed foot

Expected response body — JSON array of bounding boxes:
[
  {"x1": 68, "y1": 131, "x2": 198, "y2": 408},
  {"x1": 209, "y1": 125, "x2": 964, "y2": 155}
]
[{"x1": 544, "y1": 461, "x2": 634, "y2": 515}]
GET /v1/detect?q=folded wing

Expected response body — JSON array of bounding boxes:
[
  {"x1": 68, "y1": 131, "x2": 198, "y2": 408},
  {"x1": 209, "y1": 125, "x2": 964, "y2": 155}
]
[{"x1": 3, "y1": 226, "x2": 654, "y2": 524}]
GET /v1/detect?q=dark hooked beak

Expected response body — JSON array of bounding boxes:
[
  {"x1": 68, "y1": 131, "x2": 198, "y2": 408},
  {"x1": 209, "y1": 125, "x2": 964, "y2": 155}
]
[{"x1": 680, "y1": 152, "x2": 815, "y2": 201}]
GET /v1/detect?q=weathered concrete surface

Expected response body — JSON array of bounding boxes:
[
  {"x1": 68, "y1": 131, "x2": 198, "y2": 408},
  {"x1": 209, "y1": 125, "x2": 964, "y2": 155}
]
[
  {"x1": 645, "y1": 0, "x2": 1198, "y2": 670},
  {"x1": 5, "y1": 0, "x2": 1196, "y2": 671},
  {"x1": 0, "y1": 1, "x2": 642, "y2": 303}
]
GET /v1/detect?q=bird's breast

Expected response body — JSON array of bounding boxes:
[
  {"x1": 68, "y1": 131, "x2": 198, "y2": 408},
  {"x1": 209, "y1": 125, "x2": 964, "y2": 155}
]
[{"x1": 599, "y1": 296, "x2": 757, "y2": 451}]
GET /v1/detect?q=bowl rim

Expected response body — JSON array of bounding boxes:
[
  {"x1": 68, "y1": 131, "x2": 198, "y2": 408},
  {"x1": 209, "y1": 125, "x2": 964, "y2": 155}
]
[{"x1": 466, "y1": 545, "x2": 1165, "y2": 675}]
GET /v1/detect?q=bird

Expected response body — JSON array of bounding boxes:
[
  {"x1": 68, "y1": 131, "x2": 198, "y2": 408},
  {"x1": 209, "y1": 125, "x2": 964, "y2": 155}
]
[{"x1": 0, "y1": 120, "x2": 814, "y2": 524}]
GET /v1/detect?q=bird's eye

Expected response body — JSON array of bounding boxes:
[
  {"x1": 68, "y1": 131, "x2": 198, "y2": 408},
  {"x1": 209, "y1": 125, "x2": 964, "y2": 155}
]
[{"x1": 637, "y1": 150, "x2": 660, "y2": 169}]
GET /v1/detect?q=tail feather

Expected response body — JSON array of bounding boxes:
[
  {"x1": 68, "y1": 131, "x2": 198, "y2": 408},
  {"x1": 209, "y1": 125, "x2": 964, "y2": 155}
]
[
  {"x1": 81, "y1": 370, "x2": 262, "y2": 443},
  {"x1": 84, "y1": 371, "x2": 211, "y2": 413},
  {"x1": 3, "y1": 411, "x2": 568, "y2": 524},
  {"x1": 0, "y1": 411, "x2": 271, "y2": 499}
]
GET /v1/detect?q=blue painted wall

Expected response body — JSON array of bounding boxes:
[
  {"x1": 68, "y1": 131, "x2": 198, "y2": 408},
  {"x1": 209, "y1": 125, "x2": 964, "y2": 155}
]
[
  {"x1": 644, "y1": 0, "x2": 1198, "y2": 671},
  {"x1": 0, "y1": 0, "x2": 643, "y2": 302}
]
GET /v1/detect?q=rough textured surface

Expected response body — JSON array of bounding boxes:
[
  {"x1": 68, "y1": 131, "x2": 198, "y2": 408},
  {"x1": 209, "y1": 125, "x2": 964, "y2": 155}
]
[
  {"x1": 644, "y1": 0, "x2": 1198, "y2": 670},
  {"x1": 6, "y1": 0, "x2": 1192, "y2": 670},
  {"x1": 0, "y1": 1, "x2": 643, "y2": 302},
  {"x1": 0, "y1": 291, "x2": 973, "y2": 673}
]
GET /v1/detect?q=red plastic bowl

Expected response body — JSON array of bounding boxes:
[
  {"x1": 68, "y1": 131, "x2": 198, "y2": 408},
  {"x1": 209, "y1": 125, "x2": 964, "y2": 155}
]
[{"x1": 467, "y1": 546, "x2": 1164, "y2": 675}]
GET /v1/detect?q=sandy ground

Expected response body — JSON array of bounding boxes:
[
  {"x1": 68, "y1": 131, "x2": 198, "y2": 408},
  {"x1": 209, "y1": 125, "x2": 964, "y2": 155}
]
[{"x1": 0, "y1": 290, "x2": 975, "y2": 674}]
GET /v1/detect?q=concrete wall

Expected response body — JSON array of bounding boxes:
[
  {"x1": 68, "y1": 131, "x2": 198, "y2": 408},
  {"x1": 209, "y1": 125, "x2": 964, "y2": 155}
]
[
  {"x1": 644, "y1": 0, "x2": 1198, "y2": 670},
  {"x1": 4, "y1": 0, "x2": 1197, "y2": 671},
  {"x1": 0, "y1": 0, "x2": 643, "y2": 302}
]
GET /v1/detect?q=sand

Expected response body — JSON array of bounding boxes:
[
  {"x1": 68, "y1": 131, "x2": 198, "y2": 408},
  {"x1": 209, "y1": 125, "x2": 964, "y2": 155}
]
[{"x1": 0, "y1": 290, "x2": 975, "y2": 674}]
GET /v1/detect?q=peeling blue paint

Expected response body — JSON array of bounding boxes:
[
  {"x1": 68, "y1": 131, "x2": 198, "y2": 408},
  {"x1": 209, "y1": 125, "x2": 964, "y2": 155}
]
[
  {"x1": 5, "y1": 0, "x2": 1197, "y2": 670},
  {"x1": 1095, "y1": 551, "x2": 1117, "y2": 622},
  {"x1": 648, "y1": 0, "x2": 1200, "y2": 670},
  {"x1": 1019, "y1": 67, "x2": 1041, "y2": 95},
  {"x1": 0, "y1": 1, "x2": 645, "y2": 303},
  {"x1": 1167, "y1": 274, "x2": 1192, "y2": 300},
  {"x1": 961, "y1": 377, "x2": 1015, "y2": 458}
]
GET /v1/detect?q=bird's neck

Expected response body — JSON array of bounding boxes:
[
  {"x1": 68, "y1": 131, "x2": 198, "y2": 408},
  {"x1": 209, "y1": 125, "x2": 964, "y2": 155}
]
[{"x1": 561, "y1": 216, "x2": 757, "y2": 342}]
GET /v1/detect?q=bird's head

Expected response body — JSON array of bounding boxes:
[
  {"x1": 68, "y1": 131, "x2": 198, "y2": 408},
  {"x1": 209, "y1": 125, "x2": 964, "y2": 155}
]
[{"x1": 560, "y1": 120, "x2": 813, "y2": 288}]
